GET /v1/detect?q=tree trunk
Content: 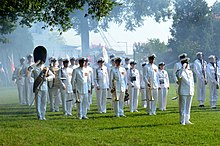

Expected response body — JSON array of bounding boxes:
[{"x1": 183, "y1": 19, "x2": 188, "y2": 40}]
[{"x1": 80, "y1": 17, "x2": 89, "y2": 57}]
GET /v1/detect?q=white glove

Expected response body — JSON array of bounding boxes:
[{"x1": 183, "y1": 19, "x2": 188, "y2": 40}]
[{"x1": 182, "y1": 63, "x2": 187, "y2": 70}]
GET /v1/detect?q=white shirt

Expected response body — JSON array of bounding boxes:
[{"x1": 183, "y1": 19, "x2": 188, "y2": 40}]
[
  {"x1": 176, "y1": 67, "x2": 194, "y2": 96},
  {"x1": 193, "y1": 59, "x2": 207, "y2": 80},
  {"x1": 124, "y1": 64, "x2": 130, "y2": 71},
  {"x1": 71, "y1": 67, "x2": 90, "y2": 94},
  {"x1": 127, "y1": 68, "x2": 140, "y2": 89},
  {"x1": 143, "y1": 63, "x2": 159, "y2": 89},
  {"x1": 173, "y1": 62, "x2": 182, "y2": 83},
  {"x1": 158, "y1": 69, "x2": 169, "y2": 88},
  {"x1": 206, "y1": 63, "x2": 219, "y2": 84},
  {"x1": 58, "y1": 67, "x2": 73, "y2": 93},
  {"x1": 25, "y1": 62, "x2": 34, "y2": 83},
  {"x1": 32, "y1": 64, "x2": 55, "y2": 91},
  {"x1": 94, "y1": 65, "x2": 109, "y2": 89},
  {"x1": 14, "y1": 64, "x2": 26, "y2": 85},
  {"x1": 110, "y1": 66, "x2": 127, "y2": 92},
  {"x1": 85, "y1": 65, "x2": 94, "y2": 90}
]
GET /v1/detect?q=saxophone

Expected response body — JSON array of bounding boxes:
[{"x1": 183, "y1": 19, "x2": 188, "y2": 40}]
[{"x1": 111, "y1": 77, "x2": 118, "y2": 101}]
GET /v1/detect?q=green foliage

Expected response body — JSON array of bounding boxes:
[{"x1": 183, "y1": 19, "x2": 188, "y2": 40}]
[
  {"x1": 211, "y1": 2, "x2": 220, "y2": 55},
  {"x1": 1, "y1": 85, "x2": 220, "y2": 145},
  {"x1": 134, "y1": 39, "x2": 169, "y2": 64},
  {"x1": 169, "y1": 0, "x2": 213, "y2": 59},
  {"x1": 0, "y1": 0, "x2": 118, "y2": 42}
]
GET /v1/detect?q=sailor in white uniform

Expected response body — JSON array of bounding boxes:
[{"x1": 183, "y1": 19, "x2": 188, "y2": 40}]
[
  {"x1": 94, "y1": 57, "x2": 109, "y2": 113},
  {"x1": 158, "y1": 62, "x2": 169, "y2": 111},
  {"x1": 58, "y1": 58, "x2": 74, "y2": 116},
  {"x1": 176, "y1": 57, "x2": 194, "y2": 125},
  {"x1": 143, "y1": 54, "x2": 159, "y2": 115},
  {"x1": 109, "y1": 57, "x2": 128, "y2": 117},
  {"x1": 193, "y1": 52, "x2": 207, "y2": 107},
  {"x1": 127, "y1": 60, "x2": 140, "y2": 112},
  {"x1": 206, "y1": 55, "x2": 219, "y2": 109},
  {"x1": 13, "y1": 57, "x2": 26, "y2": 105},
  {"x1": 71, "y1": 57, "x2": 90, "y2": 119}
]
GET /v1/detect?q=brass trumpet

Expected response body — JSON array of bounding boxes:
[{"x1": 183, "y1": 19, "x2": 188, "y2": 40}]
[{"x1": 148, "y1": 86, "x2": 154, "y2": 101}]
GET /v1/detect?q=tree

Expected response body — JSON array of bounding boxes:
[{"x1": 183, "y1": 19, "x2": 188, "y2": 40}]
[
  {"x1": 133, "y1": 38, "x2": 169, "y2": 64},
  {"x1": 168, "y1": 0, "x2": 213, "y2": 60},
  {"x1": 1, "y1": 0, "x2": 172, "y2": 56},
  {"x1": 0, "y1": 25, "x2": 34, "y2": 85},
  {"x1": 0, "y1": 0, "x2": 118, "y2": 43},
  {"x1": 211, "y1": 1, "x2": 220, "y2": 55},
  {"x1": 70, "y1": 0, "x2": 171, "y2": 55}
]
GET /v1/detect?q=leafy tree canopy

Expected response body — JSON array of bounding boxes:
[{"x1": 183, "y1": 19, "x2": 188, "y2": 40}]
[{"x1": 0, "y1": 0, "x2": 118, "y2": 38}]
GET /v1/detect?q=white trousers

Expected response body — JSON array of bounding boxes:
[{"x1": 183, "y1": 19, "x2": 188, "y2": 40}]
[
  {"x1": 25, "y1": 79, "x2": 34, "y2": 105},
  {"x1": 129, "y1": 87, "x2": 139, "y2": 112},
  {"x1": 113, "y1": 91, "x2": 125, "y2": 116},
  {"x1": 146, "y1": 88, "x2": 158, "y2": 115},
  {"x1": 140, "y1": 88, "x2": 147, "y2": 108},
  {"x1": 66, "y1": 93, "x2": 73, "y2": 115},
  {"x1": 87, "y1": 92, "x2": 93, "y2": 110},
  {"x1": 35, "y1": 90, "x2": 47, "y2": 119},
  {"x1": 48, "y1": 87, "x2": 60, "y2": 112},
  {"x1": 158, "y1": 88, "x2": 168, "y2": 111},
  {"x1": 179, "y1": 95, "x2": 193, "y2": 124},
  {"x1": 96, "y1": 89, "x2": 107, "y2": 113},
  {"x1": 60, "y1": 89, "x2": 67, "y2": 114},
  {"x1": 196, "y1": 78, "x2": 206, "y2": 105},
  {"x1": 17, "y1": 83, "x2": 25, "y2": 105},
  {"x1": 77, "y1": 93, "x2": 88, "y2": 118},
  {"x1": 208, "y1": 81, "x2": 219, "y2": 108}
]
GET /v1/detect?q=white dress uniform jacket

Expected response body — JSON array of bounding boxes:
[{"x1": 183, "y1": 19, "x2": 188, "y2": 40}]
[
  {"x1": 143, "y1": 64, "x2": 159, "y2": 89},
  {"x1": 110, "y1": 66, "x2": 127, "y2": 93},
  {"x1": 94, "y1": 65, "x2": 109, "y2": 89}
]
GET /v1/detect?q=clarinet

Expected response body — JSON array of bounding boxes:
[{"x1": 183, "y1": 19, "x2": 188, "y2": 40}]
[{"x1": 200, "y1": 59, "x2": 207, "y2": 85}]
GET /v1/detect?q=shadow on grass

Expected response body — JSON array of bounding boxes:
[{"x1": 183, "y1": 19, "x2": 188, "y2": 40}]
[{"x1": 99, "y1": 122, "x2": 179, "y2": 130}]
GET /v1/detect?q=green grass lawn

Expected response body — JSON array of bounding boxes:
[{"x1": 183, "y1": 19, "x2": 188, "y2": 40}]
[{"x1": 0, "y1": 85, "x2": 220, "y2": 145}]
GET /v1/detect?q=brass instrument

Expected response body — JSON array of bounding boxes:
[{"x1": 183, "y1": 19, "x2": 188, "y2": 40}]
[
  {"x1": 124, "y1": 92, "x2": 129, "y2": 101},
  {"x1": 148, "y1": 86, "x2": 154, "y2": 101},
  {"x1": 111, "y1": 78, "x2": 118, "y2": 101},
  {"x1": 33, "y1": 67, "x2": 49, "y2": 93},
  {"x1": 147, "y1": 79, "x2": 154, "y2": 101},
  {"x1": 75, "y1": 85, "x2": 80, "y2": 103}
]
